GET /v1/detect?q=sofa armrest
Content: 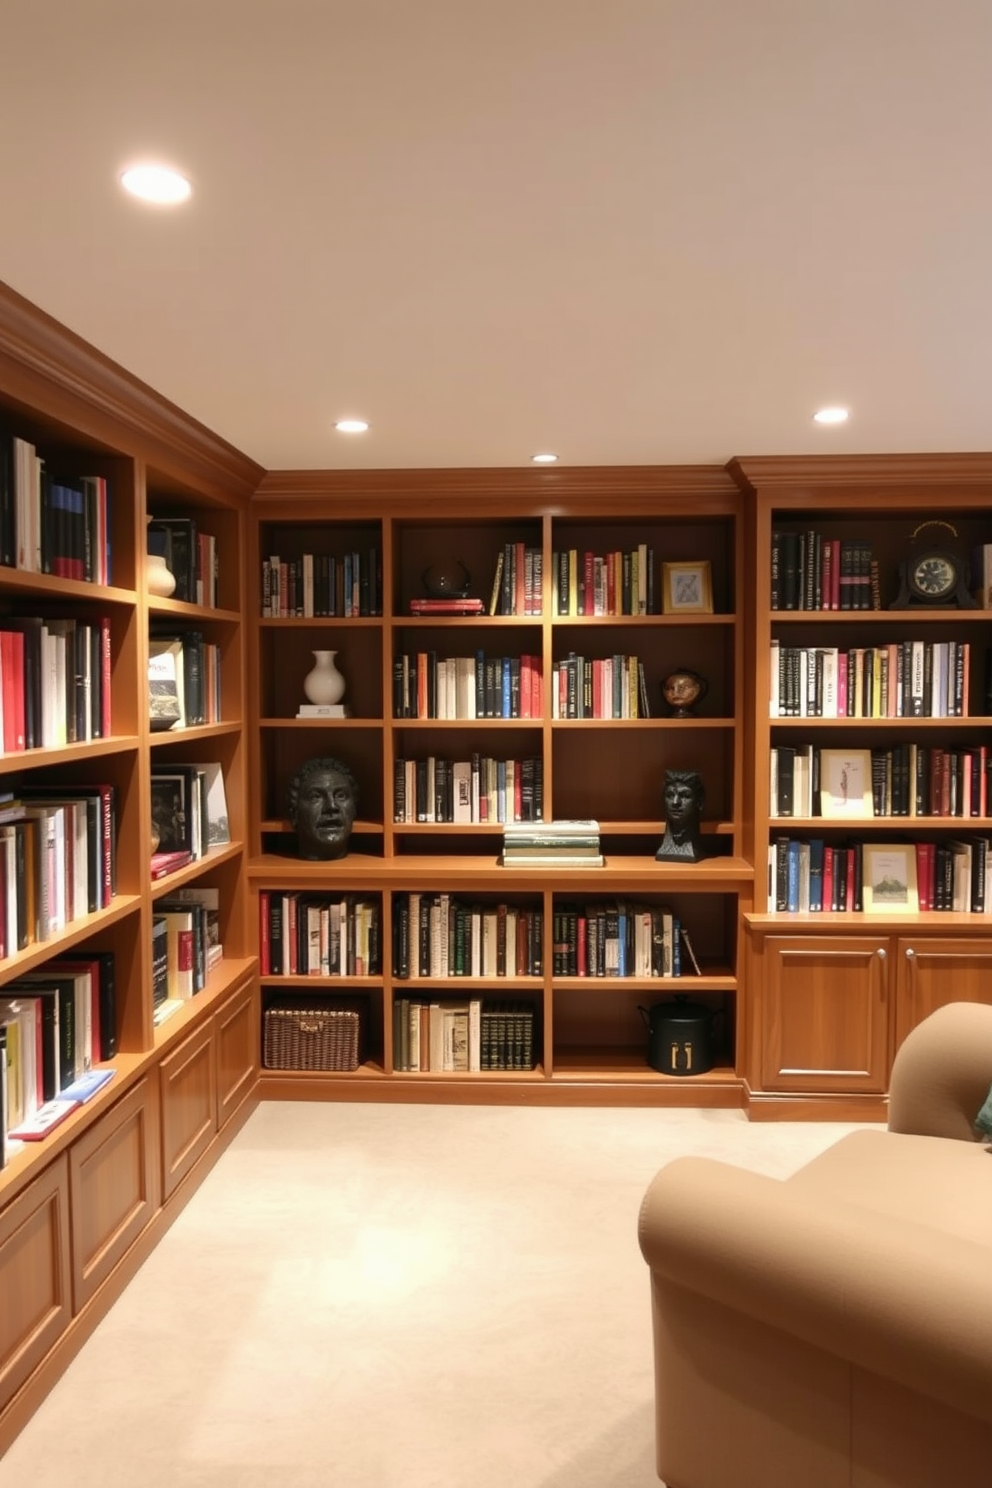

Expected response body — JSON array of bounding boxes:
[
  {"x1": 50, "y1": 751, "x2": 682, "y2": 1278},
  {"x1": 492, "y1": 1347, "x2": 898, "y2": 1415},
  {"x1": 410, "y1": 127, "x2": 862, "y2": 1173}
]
[
  {"x1": 888, "y1": 1001, "x2": 992, "y2": 1140},
  {"x1": 639, "y1": 1155, "x2": 992, "y2": 1425}
]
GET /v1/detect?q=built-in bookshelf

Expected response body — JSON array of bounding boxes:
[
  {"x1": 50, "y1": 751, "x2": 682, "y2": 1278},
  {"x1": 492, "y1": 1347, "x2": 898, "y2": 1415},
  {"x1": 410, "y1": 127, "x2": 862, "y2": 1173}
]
[
  {"x1": 248, "y1": 472, "x2": 750, "y2": 1103},
  {"x1": 0, "y1": 282, "x2": 261, "y2": 1455},
  {"x1": 733, "y1": 455, "x2": 992, "y2": 1114}
]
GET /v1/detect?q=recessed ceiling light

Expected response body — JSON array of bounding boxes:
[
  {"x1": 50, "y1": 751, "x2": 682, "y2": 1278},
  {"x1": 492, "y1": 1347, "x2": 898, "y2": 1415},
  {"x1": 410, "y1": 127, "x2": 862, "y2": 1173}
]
[
  {"x1": 119, "y1": 164, "x2": 191, "y2": 204},
  {"x1": 335, "y1": 418, "x2": 369, "y2": 434},
  {"x1": 531, "y1": 452, "x2": 559, "y2": 464},
  {"x1": 812, "y1": 406, "x2": 849, "y2": 426}
]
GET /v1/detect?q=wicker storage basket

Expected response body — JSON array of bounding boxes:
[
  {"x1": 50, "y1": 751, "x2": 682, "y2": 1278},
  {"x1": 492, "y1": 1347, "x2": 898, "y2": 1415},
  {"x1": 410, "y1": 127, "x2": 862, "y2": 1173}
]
[{"x1": 263, "y1": 1004, "x2": 362, "y2": 1072}]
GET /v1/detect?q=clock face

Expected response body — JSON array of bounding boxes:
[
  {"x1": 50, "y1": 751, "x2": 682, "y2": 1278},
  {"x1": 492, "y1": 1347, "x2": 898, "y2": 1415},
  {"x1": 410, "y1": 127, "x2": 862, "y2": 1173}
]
[{"x1": 911, "y1": 552, "x2": 957, "y2": 600}]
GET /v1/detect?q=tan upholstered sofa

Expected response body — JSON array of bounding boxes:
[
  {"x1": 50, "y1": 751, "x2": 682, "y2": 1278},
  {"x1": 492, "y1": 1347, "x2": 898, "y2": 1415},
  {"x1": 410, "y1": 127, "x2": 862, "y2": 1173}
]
[{"x1": 638, "y1": 1000, "x2": 992, "y2": 1488}]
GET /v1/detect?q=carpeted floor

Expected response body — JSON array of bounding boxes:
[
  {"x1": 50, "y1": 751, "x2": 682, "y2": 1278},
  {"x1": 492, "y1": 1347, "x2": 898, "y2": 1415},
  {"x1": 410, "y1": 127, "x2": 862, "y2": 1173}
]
[{"x1": 0, "y1": 1102, "x2": 865, "y2": 1487}]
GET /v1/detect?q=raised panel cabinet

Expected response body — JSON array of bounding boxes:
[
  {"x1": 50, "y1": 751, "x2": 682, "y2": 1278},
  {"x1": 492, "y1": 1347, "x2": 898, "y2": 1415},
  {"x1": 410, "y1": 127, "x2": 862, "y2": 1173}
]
[
  {"x1": 0, "y1": 1157, "x2": 71, "y2": 1416},
  {"x1": 67, "y1": 1078, "x2": 161, "y2": 1313},
  {"x1": 751, "y1": 933, "x2": 891, "y2": 1094},
  {"x1": 215, "y1": 978, "x2": 258, "y2": 1130},
  {"x1": 160, "y1": 1022, "x2": 218, "y2": 1201},
  {"x1": 895, "y1": 936, "x2": 992, "y2": 1047}
]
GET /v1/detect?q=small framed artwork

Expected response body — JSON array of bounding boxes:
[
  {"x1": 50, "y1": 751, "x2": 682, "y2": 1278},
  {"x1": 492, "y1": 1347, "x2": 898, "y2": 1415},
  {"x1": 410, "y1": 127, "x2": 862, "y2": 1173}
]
[
  {"x1": 662, "y1": 561, "x2": 713, "y2": 615},
  {"x1": 863, "y1": 843, "x2": 919, "y2": 913},
  {"x1": 819, "y1": 749, "x2": 874, "y2": 819}
]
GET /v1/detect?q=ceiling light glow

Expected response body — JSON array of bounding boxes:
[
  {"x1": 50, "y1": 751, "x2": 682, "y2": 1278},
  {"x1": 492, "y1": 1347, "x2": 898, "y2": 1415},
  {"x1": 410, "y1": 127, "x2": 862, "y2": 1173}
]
[
  {"x1": 813, "y1": 406, "x2": 849, "y2": 425},
  {"x1": 335, "y1": 419, "x2": 369, "y2": 434},
  {"x1": 531, "y1": 452, "x2": 558, "y2": 464},
  {"x1": 120, "y1": 165, "x2": 191, "y2": 204}
]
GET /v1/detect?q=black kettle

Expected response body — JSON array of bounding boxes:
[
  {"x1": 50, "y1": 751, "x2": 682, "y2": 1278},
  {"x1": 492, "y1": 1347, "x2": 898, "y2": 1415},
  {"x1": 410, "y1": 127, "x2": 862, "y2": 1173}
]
[{"x1": 638, "y1": 995, "x2": 717, "y2": 1076}]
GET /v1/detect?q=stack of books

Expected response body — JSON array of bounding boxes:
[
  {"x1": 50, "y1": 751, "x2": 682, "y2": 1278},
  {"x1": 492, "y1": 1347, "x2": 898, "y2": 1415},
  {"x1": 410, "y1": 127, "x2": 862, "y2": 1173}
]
[
  {"x1": 408, "y1": 596, "x2": 484, "y2": 616},
  {"x1": 501, "y1": 819, "x2": 604, "y2": 869}
]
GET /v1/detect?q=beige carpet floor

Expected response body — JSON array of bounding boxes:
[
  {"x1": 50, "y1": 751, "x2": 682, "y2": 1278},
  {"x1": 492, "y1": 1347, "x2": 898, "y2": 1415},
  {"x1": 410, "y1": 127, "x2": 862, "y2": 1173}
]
[{"x1": 0, "y1": 1102, "x2": 866, "y2": 1487}]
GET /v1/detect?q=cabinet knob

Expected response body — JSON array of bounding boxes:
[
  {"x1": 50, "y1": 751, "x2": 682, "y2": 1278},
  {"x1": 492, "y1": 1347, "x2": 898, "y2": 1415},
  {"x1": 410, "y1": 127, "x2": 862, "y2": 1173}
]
[
  {"x1": 904, "y1": 947, "x2": 915, "y2": 960},
  {"x1": 877, "y1": 948, "x2": 887, "y2": 961}
]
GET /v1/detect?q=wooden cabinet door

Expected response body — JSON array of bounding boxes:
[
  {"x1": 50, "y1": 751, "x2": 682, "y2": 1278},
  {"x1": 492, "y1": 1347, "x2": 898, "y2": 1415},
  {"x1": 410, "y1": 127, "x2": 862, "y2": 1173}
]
[
  {"x1": 214, "y1": 979, "x2": 258, "y2": 1131},
  {"x1": 68, "y1": 1078, "x2": 160, "y2": 1313},
  {"x1": 0, "y1": 1157, "x2": 72, "y2": 1415},
  {"x1": 895, "y1": 936, "x2": 992, "y2": 1048},
  {"x1": 758, "y1": 935, "x2": 891, "y2": 1093},
  {"x1": 160, "y1": 1022, "x2": 217, "y2": 1202}
]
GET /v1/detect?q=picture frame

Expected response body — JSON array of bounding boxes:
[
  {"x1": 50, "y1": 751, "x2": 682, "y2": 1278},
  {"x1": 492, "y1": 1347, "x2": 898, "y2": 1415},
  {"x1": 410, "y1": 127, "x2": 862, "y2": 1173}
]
[
  {"x1": 662, "y1": 561, "x2": 713, "y2": 615},
  {"x1": 819, "y1": 748, "x2": 874, "y2": 819},
  {"x1": 862, "y1": 843, "x2": 919, "y2": 913}
]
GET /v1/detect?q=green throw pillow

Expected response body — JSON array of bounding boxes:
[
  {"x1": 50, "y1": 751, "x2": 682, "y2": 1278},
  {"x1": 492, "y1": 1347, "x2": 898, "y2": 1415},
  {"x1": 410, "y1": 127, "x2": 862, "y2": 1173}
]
[{"x1": 976, "y1": 1083, "x2": 992, "y2": 1140}]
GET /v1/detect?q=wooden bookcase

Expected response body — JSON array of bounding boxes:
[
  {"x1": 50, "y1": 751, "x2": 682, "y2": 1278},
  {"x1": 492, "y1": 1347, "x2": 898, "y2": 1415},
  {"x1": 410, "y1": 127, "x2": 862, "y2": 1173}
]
[
  {"x1": 0, "y1": 283, "x2": 261, "y2": 1452},
  {"x1": 248, "y1": 468, "x2": 753, "y2": 1105},
  {"x1": 733, "y1": 455, "x2": 992, "y2": 1118}
]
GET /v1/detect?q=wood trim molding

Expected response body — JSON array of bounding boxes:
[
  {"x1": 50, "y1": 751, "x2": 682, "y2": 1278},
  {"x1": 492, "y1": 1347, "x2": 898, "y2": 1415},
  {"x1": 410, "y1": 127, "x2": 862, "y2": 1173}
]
[
  {"x1": 254, "y1": 463, "x2": 738, "y2": 508},
  {"x1": 0, "y1": 280, "x2": 264, "y2": 500},
  {"x1": 729, "y1": 452, "x2": 992, "y2": 490}
]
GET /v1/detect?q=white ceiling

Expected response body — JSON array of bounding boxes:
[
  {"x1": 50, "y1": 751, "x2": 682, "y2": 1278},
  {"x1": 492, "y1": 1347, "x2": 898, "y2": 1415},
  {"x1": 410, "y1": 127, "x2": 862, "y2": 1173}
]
[{"x1": 2, "y1": 0, "x2": 991, "y2": 473}]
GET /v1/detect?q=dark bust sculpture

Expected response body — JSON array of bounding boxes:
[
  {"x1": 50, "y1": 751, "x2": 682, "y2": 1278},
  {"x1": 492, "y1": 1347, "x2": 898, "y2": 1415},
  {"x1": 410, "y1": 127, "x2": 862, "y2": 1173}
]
[
  {"x1": 288, "y1": 756, "x2": 358, "y2": 860},
  {"x1": 656, "y1": 768, "x2": 705, "y2": 862}
]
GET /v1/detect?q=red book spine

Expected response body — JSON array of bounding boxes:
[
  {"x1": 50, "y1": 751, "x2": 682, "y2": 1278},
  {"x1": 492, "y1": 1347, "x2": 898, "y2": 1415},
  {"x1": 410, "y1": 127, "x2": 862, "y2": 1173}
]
[
  {"x1": 287, "y1": 894, "x2": 298, "y2": 975},
  {"x1": 577, "y1": 915, "x2": 588, "y2": 977},
  {"x1": 258, "y1": 890, "x2": 271, "y2": 975},
  {"x1": 100, "y1": 617, "x2": 112, "y2": 739},
  {"x1": 822, "y1": 847, "x2": 835, "y2": 913}
]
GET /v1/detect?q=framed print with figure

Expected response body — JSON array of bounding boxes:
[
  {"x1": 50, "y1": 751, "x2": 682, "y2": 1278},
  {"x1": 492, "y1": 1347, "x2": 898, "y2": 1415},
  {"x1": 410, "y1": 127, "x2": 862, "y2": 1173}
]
[
  {"x1": 863, "y1": 843, "x2": 918, "y2": 913},
  {"x1": 662, "y1": 561, "x2": 713, "y2": 615},
  {"x1": 819, "y1": 748, "x2": 874, "y2": 818}
]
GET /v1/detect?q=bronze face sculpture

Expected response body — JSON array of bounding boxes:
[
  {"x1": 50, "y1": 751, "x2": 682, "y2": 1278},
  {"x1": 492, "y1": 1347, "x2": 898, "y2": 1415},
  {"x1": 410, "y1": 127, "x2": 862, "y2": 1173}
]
[
  {"x1": 288, "y1": 756, "x2": 358, "y2": 860},
  {"x1": 656, "y1": 768, "x2": 704, "y2": 862}
]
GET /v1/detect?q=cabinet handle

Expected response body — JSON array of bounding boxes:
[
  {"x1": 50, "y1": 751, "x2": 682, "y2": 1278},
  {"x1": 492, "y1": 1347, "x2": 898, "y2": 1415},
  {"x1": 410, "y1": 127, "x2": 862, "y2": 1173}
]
[
  {"x1": 904, "y1": 948, "x2": 915, "y2": 960},
  {"x1": 877, "y1": 948, "x2": 887, "y2": 961}
]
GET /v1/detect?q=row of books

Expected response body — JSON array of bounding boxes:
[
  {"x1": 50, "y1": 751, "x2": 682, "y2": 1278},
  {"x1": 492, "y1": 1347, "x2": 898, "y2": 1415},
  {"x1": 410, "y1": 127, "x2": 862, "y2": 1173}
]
[
  {"x1": 257, "y1": 892, "x2": 381, "y2": 978},
  {"x1": 393, "y1": 651, "x2": 543, "y2": 719},
  {"x1": 0, "y1": 431, "x2": 112, "y2": 584},
  {"x1": 771, "y1": 744, "x2": 992, "y2": 820},
  {"x1": 392, "y1": 894, "x2": 544, "y2": 979},
  {"x1": 150, "y1": 761, "x2": 231, "y2": 870},
  {"x1": 770, "y1": 640, "x2": 973, "y2": 718},
  {"x1": 392, "y1": 997, "x2": 536, "y2": 1072},
  {"x1": 0, "y1": 787, "x2": 116, "y2": 958},
  {"x1": 771, "y1": 530, "x2": 878, "y2": 611},
  {"x1": 486, "y1": 542, "x2": 543, "y2": 615},
  {"x1": 0, "y1": 952, "x2": 117, "y2": 1165},
  {"x1": 551, "y1": 901, "x2": 696, "y2": 977},
  {"x1": 0, "y1": 615, "x2": 111, "y2": 753},
  {"x1": 552, "y1": 545, "x2": 656, "y2": 616},
  {"x1": 768, "y1": 835, "x2": 992, "y2": 914},
  {"x1": 260, "y1": 549, "x2": 383, "y2": 617},
  {"x1": 550, "y1": 653, "x2": 650, "y2": 719},
  {"x1": 393, "y1": 755, "x2": 543, "y2": 825},
  {"x1": 148, "y1": 515, "x2": 218, "y2": 607},
  {"x1": 148, "y1": 629, "x2": 223, "y2": 730},
  {"x1": 151, "y1": 888, "x2": 223, "y2": 1023}
]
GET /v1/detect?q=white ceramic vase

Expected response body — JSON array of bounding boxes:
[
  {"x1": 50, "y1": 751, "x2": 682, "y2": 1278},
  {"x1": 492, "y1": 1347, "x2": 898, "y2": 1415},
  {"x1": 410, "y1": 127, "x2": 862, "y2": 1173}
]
[
  {"x1": 147, "y1": 551, "x2": 177, "y2": 598},
  {"x1": 303, "y1": 649, "x2": 346, "y2": 705}
]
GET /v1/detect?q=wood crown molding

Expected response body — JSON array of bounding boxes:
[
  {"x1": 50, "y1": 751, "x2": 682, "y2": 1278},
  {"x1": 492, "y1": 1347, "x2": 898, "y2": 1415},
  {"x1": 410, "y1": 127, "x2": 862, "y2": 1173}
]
[
  {"x1": 729, "y1": 452, "x2": 992, "y2": 491},
  {"x1": 0, "y1": 280, "x2": 264, "y2": 500},
  {"x1": 255, "y1": 463, "x2": 738, "y2": 508}
]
